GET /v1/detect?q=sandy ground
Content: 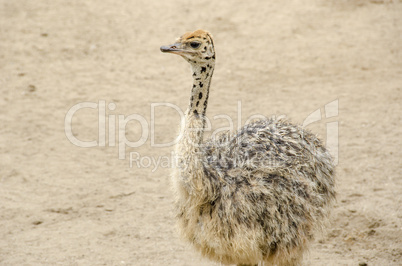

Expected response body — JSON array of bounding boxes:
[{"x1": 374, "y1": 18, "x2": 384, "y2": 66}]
[{"x1": 1, "y1": 0, "x2": 401, "y2": 265}]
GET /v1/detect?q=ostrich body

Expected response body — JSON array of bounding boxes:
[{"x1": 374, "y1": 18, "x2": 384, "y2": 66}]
[{"x1": 161, "y1": 30, "x2": 335, "y2": 266}]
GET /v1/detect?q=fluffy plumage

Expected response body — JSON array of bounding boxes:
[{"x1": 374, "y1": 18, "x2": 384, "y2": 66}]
[{"x1": 161, "y1": 30, "x2": 335, "y2": 266}]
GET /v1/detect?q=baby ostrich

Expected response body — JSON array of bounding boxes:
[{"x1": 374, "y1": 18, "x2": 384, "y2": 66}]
[{"x1": 160, "y1": 30, "x2": 335, "y2": 266}]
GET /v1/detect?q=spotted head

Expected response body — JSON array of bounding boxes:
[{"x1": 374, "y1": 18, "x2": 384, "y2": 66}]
[{"x1": 160, "y1": 30, "x2": 215, "y2": 66}]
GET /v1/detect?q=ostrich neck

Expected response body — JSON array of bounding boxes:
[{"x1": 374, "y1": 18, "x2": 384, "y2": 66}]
[
  {"x1": 175, "y1": 60, "x2": 215, "y2": 196},
  {"x1": 187, "y1": 63, "x2": 214, "y2": 117},
  {"x1": 172, "y1": 58, "x2": 216, "y2": 198},
  {"x1": 182, "y1": 61, "x2": 215, "y2": 146}
]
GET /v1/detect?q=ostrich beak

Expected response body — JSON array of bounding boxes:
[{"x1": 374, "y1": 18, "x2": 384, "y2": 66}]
[
  {"x1": 160, "y1": 43, "x2": 183, "y2": 54},
  {"x1": 160, "y1": 43, "x2": 194, "y2": 56}
]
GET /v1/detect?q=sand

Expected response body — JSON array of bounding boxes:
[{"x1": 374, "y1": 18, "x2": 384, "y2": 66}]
[{"x1": 0, "y1": 0, "x2": 401, "y2": 265}]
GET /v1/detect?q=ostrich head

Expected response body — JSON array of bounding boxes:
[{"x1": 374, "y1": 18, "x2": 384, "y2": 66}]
[{"x1": 160, "y1": 29, "x2": 215, "y2": 65}]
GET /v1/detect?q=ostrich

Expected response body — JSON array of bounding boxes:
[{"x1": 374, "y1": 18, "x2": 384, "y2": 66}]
[{"x1": 160, "y1": 30, "x2": 335, "y2": 266}]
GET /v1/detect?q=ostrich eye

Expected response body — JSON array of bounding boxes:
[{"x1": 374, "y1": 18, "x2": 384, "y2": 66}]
[{"x1": 189, "y1": 42, "x2": 201, "y2": 49}]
